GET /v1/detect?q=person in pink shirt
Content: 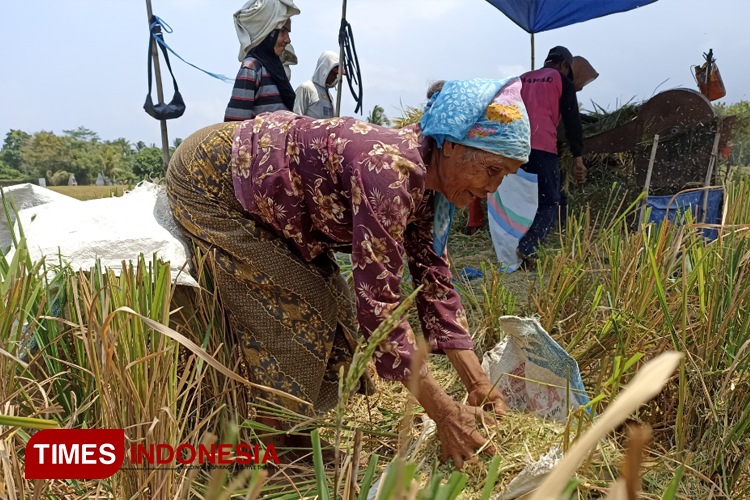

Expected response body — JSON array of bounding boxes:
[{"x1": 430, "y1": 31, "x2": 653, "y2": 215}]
[{"x1": 517, "y1": 46, "x2": 587, "y2": 266}]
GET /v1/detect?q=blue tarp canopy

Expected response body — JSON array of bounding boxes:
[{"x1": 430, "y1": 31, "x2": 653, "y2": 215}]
[{"x1": 486, "y1": 0, "x2": 657, "y2": 33}]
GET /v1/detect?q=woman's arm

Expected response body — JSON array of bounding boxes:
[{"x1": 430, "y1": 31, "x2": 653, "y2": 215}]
[
  {"x1": 445, "y1": 349, "x2": 508, "y2": 414},
  {"x1": 403, "y1": 198, "x2": 507, "y2": 414},
  {"x1": 403, "y1": 371, "x2": 496, "y2": 470},
  {"x1": 403, "y1": 205, "x2": 475, "y2": 355},
  {"x1": 348, "y1": 163, "x2": 421, "y2": 381}
]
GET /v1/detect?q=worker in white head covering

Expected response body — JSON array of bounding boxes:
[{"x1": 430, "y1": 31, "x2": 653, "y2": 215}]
[
  {"x1": 293, "y1": 51, "x2": 340, "y2": 119},
  {"x1": 225, "y1": 0, "x2": 300, "y2": 121},
  {"x1": 233, "y1": 0, "x2": 300, "y2": 62}
]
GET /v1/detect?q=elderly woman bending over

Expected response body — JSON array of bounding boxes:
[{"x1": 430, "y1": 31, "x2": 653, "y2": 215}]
[{"x1": 167, "y1": 78, "x2": 530, "y2": 467}]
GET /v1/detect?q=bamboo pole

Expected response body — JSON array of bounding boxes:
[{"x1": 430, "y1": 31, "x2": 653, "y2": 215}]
[
  {"x1": 146, "y1": 0, "x2": 171, "y2": 172},
  {"x1": 702, "y1": 117, "x2": 723, "y2": 223},
  {"x1": 705, "y1": 48, "x2": 713, "y2": 102},
  {"x1": 531, "y1": 32, "x2": 535, "y2": 70},
  {"x1": 334, "y1": 0, "x2": 348, "y2": 117},
  {"x1": 637, "y1": 134, "x2": 660, "y2": 232}
]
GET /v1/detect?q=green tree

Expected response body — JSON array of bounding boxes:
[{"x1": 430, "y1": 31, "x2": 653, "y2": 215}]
[
  {"x1": 106, "y1": 138, "x2": 134, "y2": 155},
  {"x1": 715, "y1": 101, "x2": 750, "y2": 165},
  {"x1": 64, "y1": 127, "x2": 103, "y2": 184},
  {"x1": 23, "y1": 131, "x2": 76, "y2": 181},
  {"x1": 133, "y1": 147, "x2": 165, "y2": 179},
  {"x1": 1, "y1": 129, "x2": 31, "y2": 172},
  {"x1": 366, "y1": 105, "x2": 391, "y2": 127},
  {"x1": 104, "y1": 139, "x2": 135, "y2": 181},
  {"x1": 63, "y1": 126, "x2": 100, "y2": 143},
  {"x1": 0, "y1": 159, "x2": 24, "y2": 181},
  {"x1": 5, "y1": 126, "x2": 169, "y2": 184},
  {"x1": 100, "y1": 144, "x2": 129, "y2": 181}
]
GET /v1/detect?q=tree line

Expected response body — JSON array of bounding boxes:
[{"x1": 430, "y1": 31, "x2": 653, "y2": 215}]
[
  {"x1": 0, "y1": 127, "x2": 181, "y2": 185},
  {"x1": 3, "y1": 101, "x2": 747, "y2": 187},
  {"x1": 715, "y1": 101, "x2": 750, "y2": 167}
]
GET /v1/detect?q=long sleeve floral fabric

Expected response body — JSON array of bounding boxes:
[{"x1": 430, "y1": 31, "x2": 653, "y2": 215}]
[{"x1": 230, "y1": 111, "x2": 474, "y2": 381}]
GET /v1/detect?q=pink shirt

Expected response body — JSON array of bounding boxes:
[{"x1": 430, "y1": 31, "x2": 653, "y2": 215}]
[{"x1": 520, "y1": 68, "x2": 563, "y2": 154}]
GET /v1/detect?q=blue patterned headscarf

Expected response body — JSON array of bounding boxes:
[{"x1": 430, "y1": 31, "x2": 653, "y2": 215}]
[
  {"x1": 420, "y1": 77, "x2": 531, "y2": 256},
  {"x1": 421, "y1": 77, "x2": 530, "y2": 161}
]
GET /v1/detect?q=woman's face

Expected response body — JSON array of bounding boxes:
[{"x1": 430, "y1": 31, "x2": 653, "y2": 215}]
[
  {"x1": 431, "y1": 142, "x2": 523, "y2": 207},
  {"x1": 274, "y1": 19, "x2": 292, "y2": 56}
]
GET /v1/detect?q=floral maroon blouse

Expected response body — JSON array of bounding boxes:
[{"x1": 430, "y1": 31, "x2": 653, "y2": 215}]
[{"x1": 230, "y1": 111, "x2": 473, "y2": 381}]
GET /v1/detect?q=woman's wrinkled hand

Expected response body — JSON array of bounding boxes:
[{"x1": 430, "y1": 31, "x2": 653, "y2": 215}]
[
  {"x1": 433, "y1": 400, "x2": 496, "y2": 470},
  {"x1": 467, "y1": 383, "x2": 509, "y2": 415},
  {"x1": 443, "y1": 349, "x2": 509, "y2": 416}
]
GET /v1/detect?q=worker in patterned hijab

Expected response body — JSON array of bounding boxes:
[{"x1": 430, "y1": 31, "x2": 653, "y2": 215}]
[
  {"x1": 420, "y1": 77, "x2": 531, "y2": 255},
  {"x1": 167, "y1": 78, "x2": 530, "y2": 468}
]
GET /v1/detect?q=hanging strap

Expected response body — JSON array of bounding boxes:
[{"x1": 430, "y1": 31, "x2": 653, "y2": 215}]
[
  {"x1": 146, "y1": 15, "x2": 180, "y2": 99},
  {"x1": 338, "y1": 19, "x2": 364, "y2": 114},
  {"x1": 149, "y1": 16, "x2": 232, "y2": 84}
]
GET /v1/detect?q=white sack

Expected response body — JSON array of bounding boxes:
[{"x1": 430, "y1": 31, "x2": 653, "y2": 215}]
[
  {"x1": 0, "y1": 183, "x2": 80, "y2": 252},
  {"x1": 482, "y1": 316, "x2": 589, "y2": 424},
  {"x1": 496, "y1": 446, "x2": 563, "y2": 500},
  {"x1": 7, "y1": 182, "x2": 198, "y2": 287}
]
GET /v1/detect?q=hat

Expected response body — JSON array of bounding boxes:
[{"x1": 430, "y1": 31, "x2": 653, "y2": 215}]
[
  {"x1": 571, "y1": 56, "x2": 599, "y2": 92},
  {"x1": 233, "y1": 0, "x2": 300, "y2": 62},
  {"x1": 545, "y1": 46, "x2": 574, "y2": 79}
]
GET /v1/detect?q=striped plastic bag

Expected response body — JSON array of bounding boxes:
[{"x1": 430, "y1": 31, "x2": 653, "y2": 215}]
[{"x1": 488, "y1": 168, "x2": 538, "y2": 272}]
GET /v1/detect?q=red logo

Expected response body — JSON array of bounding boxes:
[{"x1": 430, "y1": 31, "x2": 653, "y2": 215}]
[
  {"x1": 25, "y1": 429, "x2": 125, "y2": 479},
  {"x1": 128, "y1": 443, "x2": 278, "y2": 466},
  {"x1": 25, "y1": 429, "x2": 278, "y2": 479}
]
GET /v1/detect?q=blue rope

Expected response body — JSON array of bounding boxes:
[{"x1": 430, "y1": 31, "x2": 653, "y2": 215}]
[{"x1": 149, "y1": 16, "x2": 233, "y2": 84}]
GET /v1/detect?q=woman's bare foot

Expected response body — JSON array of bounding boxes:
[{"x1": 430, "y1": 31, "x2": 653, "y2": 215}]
[
  {"x1": 254, "y1": 415, "x2": 343, "y2": 465},
  {"x1": 256, "y1": 415, "x2": 286, "y2": 447},
  {"x1": 283, "y1": 433, "x2": 342, "y2": 464}
]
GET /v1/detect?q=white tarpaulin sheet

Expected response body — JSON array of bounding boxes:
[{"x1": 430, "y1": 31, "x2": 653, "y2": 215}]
[
  {"x1": 0, "y1": 183, "x2": 79, "y2": 251},
  {"x1": 3, "y1": 182, "x2": 198, "y2": 287}
]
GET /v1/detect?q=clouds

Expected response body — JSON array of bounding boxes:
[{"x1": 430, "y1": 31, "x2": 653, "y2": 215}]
[
  {"x1": 362, "y1": 63, "x2": 423, "y2": 94},
  {"x1": 497, "y1": 64, "x2": 527, "y2": 80},
  {"x1": 346, "y1": 0, "x2": 464, "y2": 39}
]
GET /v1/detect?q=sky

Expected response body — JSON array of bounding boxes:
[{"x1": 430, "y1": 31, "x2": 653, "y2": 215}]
[{"x1": 1, "y1": 0, "x2": 748, "y2": 146}]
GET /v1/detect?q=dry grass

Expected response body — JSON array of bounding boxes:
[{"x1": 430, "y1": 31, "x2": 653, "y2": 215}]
[
  {"x1": 3, "y1": 178, "x2": 750, "y2": 498},
  {"x1": 411, "y1": 411, "x2": 568, "y2": 498},
  {"x1": 48, "y1": 185, "x2": 127, "y2": 200}
]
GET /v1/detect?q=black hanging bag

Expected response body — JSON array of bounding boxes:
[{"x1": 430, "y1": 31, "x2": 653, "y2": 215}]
[{"x1": 144, "y1": 16, "x2": 185, "y2": 120}]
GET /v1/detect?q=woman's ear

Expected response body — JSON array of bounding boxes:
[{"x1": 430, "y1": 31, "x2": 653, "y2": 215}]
[{"x1": 442, "y1": 141, "x2": 457, "y2": 158}]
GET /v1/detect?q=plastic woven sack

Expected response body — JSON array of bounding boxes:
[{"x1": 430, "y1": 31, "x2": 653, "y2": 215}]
[{"x1": 482, "y1": 316, "x2": 588, "y2": 424}]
